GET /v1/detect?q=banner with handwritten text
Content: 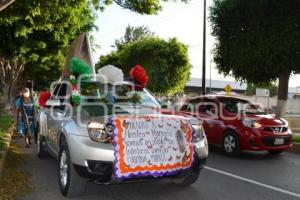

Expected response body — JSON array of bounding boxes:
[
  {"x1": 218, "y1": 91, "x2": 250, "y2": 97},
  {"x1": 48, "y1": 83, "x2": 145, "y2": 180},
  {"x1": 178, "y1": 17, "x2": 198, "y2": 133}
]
[{"x1": 111, "y1": 115, "x2": 194, "y2": 179}]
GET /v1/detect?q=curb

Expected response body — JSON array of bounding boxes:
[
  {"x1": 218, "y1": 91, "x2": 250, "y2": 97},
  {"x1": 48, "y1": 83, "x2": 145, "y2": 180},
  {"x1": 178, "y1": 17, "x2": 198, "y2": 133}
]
[
  {"x1": 286, "y1": 142, "x2": 300, "y2": 154},
  {"x1": 0, "y1": 127, "x2": 13, "y2": 179}
]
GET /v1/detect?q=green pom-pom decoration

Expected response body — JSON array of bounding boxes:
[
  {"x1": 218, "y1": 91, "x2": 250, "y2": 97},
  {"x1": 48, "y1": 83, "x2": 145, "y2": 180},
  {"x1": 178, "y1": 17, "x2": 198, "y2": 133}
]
[
  {"x1": 71, "y1": 95, "x2": 81, "y2": 106},
  {"x1": 69, "y1": 57, "x2": 92, "y2": 78},
  {"x1": 70, "y1": 78, "x2": 77, "y2": 85}
]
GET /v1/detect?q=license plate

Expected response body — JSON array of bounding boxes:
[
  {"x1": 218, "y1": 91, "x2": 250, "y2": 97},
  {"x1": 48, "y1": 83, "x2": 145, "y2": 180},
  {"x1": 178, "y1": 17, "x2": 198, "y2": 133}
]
[{"x1": 274, "y1": 138, "x2": 284, "y2": 145}]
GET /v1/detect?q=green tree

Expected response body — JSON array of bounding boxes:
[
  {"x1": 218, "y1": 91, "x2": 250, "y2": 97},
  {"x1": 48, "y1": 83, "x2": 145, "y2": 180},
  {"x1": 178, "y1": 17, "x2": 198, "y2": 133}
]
[
  {"x1": 114, "y1": 25, "x2": 154, "y2": 49},
  {"x1": 210, "y1": 0, "x2": 300, "y2": 117},
  {"x1": 96, "y1": 37, "x2": 191, "y2": 95},
  {"x1": 0, "y1": 0, "x2": 188, "y2": 106},
  {"x1": 0, "y1": 0, "x2": 97, "y2": 105}
]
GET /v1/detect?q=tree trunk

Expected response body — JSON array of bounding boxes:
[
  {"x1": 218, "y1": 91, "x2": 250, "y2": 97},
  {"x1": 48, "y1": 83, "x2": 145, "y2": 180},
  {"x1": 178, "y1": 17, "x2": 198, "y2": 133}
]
[
  {"x1": 275, "y1": 70, "x2": 291, "y2": 117},
  {"x1": 1, "y1": 84, "x2": 10, "y2": 108},
  {"x1": 0, "y1": 0, "x2": 15, "y2": 12},
  {"x1": 0, "y1": 56, "x2": 24, "y2": 108}
]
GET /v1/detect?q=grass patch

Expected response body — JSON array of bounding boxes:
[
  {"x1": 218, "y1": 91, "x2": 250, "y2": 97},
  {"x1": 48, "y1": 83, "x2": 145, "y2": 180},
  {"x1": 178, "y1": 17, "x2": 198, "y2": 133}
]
[
  {"x1": 0, "y1": 142, "x2": 32, "y2": 199},
  {"x1": 0, "y1": 113, "x2": 12, "y2": 131},
  {"x1": 0, "y1": 113, "x2": 13, "y2": 150},
  {"x1": 293, "y1": 135, "x2": 300, "y2": 143}
]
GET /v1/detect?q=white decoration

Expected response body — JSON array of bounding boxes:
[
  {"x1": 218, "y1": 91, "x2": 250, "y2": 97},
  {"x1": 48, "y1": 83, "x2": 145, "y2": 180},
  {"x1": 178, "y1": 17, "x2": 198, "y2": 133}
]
[
  {"x1": 70, "y1": 75, "x2": 76, "y2": 80},
  {"x1": 97, "y1": 65, "x2": 124, "y2": 84}
]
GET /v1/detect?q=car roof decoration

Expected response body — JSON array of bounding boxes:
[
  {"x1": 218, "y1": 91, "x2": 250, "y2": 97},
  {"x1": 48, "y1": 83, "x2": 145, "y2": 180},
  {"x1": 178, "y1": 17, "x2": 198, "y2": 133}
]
[
  {"x1": 69, "y1": 57, "x2": 92, "y2": 78},
  {"x1": 129, "y1": 65, "x2": 148, "y2": 88},
  {"x1": 97, "y1": 65, "x2": 124, "y2": 85}
]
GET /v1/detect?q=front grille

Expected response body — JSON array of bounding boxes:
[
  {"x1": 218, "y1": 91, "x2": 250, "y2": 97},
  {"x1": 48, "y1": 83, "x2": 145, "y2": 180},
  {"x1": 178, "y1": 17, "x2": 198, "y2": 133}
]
[
  {"x1": 264, "y1": 127, "x2": 288, "y2": 133},
  {"x1": 262, "y1": 136, "x2": 291, "y2": 146}
]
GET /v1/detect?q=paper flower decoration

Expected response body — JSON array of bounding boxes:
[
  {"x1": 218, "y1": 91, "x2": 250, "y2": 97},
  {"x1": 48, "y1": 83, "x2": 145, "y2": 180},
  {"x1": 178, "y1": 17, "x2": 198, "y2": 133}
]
[
  {"x1": 129, "y1": 65, "x2": 148, "y2": 88},
  {"x1": 97, "y1": 65, "x2": 124, "y2": 84},
  {"x1": 69, "y1": 57, "x2": 92, "y2": 78},
  {"x1": 38, "y1": 91, "x2": 51, "y2": 108}
]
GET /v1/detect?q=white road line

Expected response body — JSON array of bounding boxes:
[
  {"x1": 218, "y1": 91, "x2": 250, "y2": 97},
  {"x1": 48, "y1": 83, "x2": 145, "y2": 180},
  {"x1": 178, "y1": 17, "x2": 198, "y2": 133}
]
[{"x1": 204, "y1": 166, "x2": 300, "y2": 199}]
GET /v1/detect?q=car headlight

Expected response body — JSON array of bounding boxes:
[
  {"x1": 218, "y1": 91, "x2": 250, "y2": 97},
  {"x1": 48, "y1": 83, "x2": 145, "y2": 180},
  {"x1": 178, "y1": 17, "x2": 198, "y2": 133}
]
[
  {"x1": 87, "y1": 121, "x2": 111, "y2": 142},
  {"x1": 192, "y1": 124, "x2": 205, "y2": 142},
  {"x1": 241, "y1": 118, "x2": 262, "y2": 128}
]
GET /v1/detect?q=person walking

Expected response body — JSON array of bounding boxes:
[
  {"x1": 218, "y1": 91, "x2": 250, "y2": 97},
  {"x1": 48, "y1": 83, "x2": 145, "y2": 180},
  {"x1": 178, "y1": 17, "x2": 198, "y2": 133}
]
[
  {"x1": 15, "y1": 88, "x2": 36, "y2": 148},
  {"x1": 14, "y1": 89, "x2": 22, "y2": 137}
]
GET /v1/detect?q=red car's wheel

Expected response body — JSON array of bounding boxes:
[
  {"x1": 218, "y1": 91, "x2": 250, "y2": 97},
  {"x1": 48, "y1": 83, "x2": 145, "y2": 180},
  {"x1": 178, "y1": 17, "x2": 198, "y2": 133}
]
[{"x1": 223, "y1": 131, "x2": 241, "y2": 156}]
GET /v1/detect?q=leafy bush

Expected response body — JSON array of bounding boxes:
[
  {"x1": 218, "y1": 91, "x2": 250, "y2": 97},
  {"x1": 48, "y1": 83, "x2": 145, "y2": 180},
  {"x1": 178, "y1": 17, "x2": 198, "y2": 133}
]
[{"x1": 0, "y1": 114, "x2": 13, "y2": 150}]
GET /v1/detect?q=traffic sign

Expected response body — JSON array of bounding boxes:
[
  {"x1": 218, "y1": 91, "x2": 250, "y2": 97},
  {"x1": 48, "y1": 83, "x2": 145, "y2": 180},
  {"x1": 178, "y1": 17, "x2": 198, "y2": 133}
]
[
  {"x1": 224, "y1": 84, "x2": 232, "y2": 95},
  {"x1": 256, "y1": 88, "x2": 270, "y2": 97}
]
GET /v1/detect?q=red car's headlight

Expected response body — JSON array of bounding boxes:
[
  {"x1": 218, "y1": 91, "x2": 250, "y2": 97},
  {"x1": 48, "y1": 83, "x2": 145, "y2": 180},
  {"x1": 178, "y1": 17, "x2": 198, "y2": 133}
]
[{"x1": 241, "y1": 118, "x2": 262, "y2": 128}]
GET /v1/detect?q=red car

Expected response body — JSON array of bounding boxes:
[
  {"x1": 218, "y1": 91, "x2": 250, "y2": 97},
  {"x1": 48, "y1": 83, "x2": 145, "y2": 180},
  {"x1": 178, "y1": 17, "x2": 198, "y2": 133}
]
[{"x1": 179, "y1": 95, "x2": 293, "y2": 155}]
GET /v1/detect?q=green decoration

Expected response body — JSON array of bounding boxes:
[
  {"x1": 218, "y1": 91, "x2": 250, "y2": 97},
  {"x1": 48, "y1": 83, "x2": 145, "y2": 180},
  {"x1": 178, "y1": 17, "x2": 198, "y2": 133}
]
[
  {"x1": 130, "y1": 93, "x2": 142, "y2": 104},
  {"x1": 71, "y1": 95, "x2": 81, "y2": 107},
  {"x1": 70, "y1": 78, "x2": 77, "y2": 85},
  {"x1": 70, "y1": 57, "x2": 92, "y2": 78}
]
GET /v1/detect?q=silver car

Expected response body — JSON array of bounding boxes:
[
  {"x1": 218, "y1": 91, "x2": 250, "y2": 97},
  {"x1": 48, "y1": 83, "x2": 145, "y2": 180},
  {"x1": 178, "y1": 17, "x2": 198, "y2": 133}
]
[{"x1": 37, "y1": 79, "x2": 209, "y2": 198}]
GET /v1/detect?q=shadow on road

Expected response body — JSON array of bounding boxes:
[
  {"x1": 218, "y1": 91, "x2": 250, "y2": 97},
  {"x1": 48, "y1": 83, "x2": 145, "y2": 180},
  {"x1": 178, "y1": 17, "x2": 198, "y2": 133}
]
[{"x1": 208, "y1": 145, "x2": 286, "y2": 161}]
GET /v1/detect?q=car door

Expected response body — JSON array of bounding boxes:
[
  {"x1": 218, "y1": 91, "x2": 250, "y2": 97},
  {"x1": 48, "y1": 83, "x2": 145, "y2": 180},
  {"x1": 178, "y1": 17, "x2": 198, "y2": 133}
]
[
  {"x1": 198, "y1": 98, "x2": 221, "y2": 144},
  {"x1": 46, "y1": 82, "x2": 71, "y2": 155}
]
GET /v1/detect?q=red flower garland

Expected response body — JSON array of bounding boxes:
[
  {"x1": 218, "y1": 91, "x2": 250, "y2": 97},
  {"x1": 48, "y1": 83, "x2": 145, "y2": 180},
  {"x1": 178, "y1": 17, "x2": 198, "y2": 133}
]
[
  {"x1": 38, "y1": 91, "x2": 51, "y2": 108},
  {"x1": 129, "y1": 65, "x2": 148, "y2": 88}
]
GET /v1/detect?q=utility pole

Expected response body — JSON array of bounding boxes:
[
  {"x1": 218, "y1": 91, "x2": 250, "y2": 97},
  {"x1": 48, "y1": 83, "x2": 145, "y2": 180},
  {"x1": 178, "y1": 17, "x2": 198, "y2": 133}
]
[
  {"x1": 202, "y1": 0, "x2": 207, "y2": 95},
  {"x1": 209, "y1": 58, "x2": 212, "y2": 94}
]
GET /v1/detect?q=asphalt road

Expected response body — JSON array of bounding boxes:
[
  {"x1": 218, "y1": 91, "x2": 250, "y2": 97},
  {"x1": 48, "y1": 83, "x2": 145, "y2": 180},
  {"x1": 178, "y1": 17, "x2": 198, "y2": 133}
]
[{"x1": 16, "y1": 138, "x2": 300, "y2": 200}]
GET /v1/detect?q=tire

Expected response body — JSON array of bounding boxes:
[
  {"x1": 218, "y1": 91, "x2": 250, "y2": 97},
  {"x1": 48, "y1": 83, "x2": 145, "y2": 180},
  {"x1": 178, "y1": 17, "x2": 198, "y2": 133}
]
[
  {"x1": 37, "y1": 133, "x2": 48, "y2": 159},
  {"x1": 223, "y1": 131, "x2": 241, "y2": 156},
  {"x1": 268, "y1": 150, "x2": 284, "y2": 155},
  {"x1": 172, "y1": 157, "x2": 204, "y2": 186},
  {"x1": 58, "y1": 140, "x2": 87, "y2": 198}
]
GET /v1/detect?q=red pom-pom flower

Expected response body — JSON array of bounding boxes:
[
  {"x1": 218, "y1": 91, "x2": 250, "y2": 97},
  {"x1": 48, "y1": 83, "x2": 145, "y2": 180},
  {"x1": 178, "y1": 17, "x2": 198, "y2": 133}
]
[
  {"x1": 38, "y1": 91, "x2": 51, "y2": 108},
  {"x1": 129, "y1": 65, "x2": 148, "y2": 88}
]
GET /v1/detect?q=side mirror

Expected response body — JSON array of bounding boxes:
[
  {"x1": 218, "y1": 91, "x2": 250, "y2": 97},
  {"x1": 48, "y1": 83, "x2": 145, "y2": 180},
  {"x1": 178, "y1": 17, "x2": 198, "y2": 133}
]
[{"x1": 45, "y1": 99, "x2": 61, "y2": 107}]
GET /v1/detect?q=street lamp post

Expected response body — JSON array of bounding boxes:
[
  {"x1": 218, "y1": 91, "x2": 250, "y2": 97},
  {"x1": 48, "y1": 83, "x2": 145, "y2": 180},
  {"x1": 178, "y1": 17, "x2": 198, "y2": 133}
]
[{"x1": 202, "y1": 0, "x2": 207, "y2": 95}]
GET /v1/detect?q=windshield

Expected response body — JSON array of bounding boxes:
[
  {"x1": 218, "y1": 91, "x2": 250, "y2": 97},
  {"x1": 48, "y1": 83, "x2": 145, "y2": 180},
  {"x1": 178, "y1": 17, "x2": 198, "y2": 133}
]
[
  {"x1": 220, "y1": 98, "x2": 265, "y2": 115},
  {"x1": 79, "y1": 81, "x2": 160, "y2": 116}
]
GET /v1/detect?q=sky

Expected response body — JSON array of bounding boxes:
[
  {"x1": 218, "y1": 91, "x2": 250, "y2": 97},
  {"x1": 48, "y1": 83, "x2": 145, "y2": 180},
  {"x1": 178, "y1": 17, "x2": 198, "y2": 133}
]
[{"x1": 91, "y1": 0, "x2": 300, "y2": 88}]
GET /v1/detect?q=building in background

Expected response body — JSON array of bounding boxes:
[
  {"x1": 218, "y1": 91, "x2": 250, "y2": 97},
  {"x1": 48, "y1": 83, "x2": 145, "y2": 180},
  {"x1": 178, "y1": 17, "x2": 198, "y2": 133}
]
[{"x1": 184, "y1": 78, "x2": 247, "y2": 95}]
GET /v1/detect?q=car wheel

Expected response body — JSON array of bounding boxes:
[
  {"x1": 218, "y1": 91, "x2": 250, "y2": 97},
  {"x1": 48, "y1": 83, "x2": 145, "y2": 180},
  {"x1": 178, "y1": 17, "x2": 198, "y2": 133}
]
[
  {"x1": 223, "y1": 131, "x2": 240, "y2": 156},
  {"x1": 172, "y1": 157, "x2": 204, "y2": 186},
  {"x1": 37, "y1": 133, "x2": 48, "y2": 159},
  {"x1": 37, "y1": 136, "x2": 48, "y2": 159},
  {"x1": 268, "y1": 150, "x2": 284, "y2": 155},
  {"x1": 58, "y1": 140, "x2": 87, "y2": 198}
]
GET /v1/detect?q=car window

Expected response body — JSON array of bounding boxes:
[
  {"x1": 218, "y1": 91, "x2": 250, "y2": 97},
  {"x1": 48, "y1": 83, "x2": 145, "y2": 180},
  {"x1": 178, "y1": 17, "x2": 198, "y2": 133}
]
[
  {"x1": 199, "y1": 99, "x2": 217, "y2": 115},
  {"x1": 53, "y1": 84, "x2": 61, "y2": 97},
  {"x1": 52, "y1": 83, "x2": 69, "y2": 110},
  {"x1": 220, "y1": 98, "x2": 265, "y2": 114}
]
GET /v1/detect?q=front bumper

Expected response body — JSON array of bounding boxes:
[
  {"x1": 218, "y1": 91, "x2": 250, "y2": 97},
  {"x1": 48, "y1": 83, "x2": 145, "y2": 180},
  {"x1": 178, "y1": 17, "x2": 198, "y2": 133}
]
[
  {"x1": 239, "y1": 128, "x2": 293, "y2": 151},
  {"x1": 74, "y1": 157, "x2": 207, "y2": 184},
  {"x1": 68, "y1": 134, "x2": 209, "y2": 181}
]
